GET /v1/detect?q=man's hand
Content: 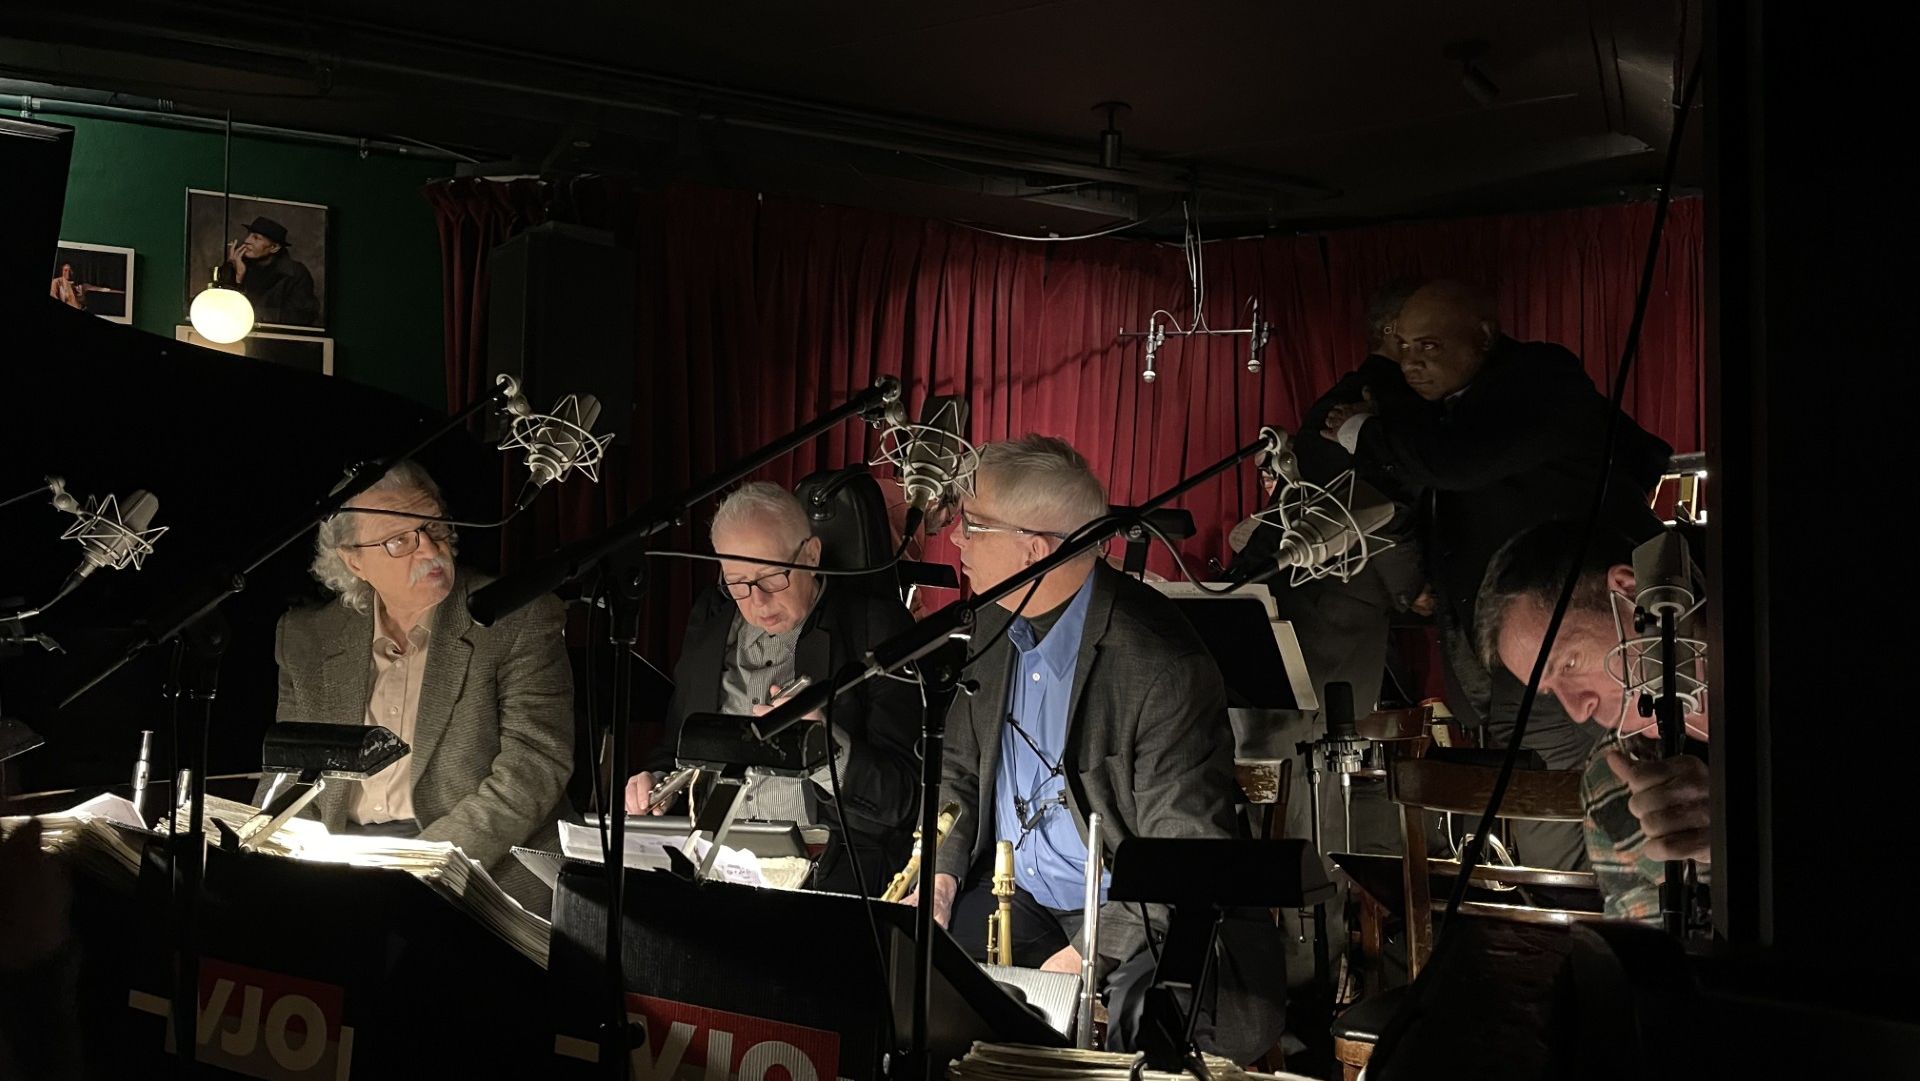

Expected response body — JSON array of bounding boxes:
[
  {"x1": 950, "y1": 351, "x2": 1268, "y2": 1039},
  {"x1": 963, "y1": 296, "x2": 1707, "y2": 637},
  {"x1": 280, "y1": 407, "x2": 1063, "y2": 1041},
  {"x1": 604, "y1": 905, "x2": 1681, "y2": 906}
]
[
  {"x1": 1409, "y1": 585, "x2": 1437, "y2": 617},
  {"x1": 749, "y1": 683, "x2": 824, "y2": 722},
  {"x1": 225, "y1": 240, "x2": 248, "y2": 283},
  {"x1": 1040, "y1": 944, "x2": 1083, "y2": 974},
  {"x1": 903, "y1": 872, "x2": 959, "y2": 929},
  {"x1": 1321, "y1": 386, "x2": 1378, "y2": 441},
  {"x1": 1606, "y1": 750, "x2": 1712, "y2": 864},
  {"x1": 623, "y1": 771, "x2": 664, "y2": 815}
]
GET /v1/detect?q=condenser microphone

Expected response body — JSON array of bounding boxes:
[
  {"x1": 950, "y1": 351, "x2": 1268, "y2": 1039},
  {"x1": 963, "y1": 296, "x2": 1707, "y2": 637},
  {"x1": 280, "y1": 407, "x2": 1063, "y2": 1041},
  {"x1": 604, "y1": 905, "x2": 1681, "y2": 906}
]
[
  {"x1": 53, "y1": 489, "x2": 164, "y2": 601},
  {"x1": 895, "y1": 395, "x2": 971, "y2": 541},
  {"x1": 511, "y1": 393, "x2": 608, "y2": 510},
  {"x1": 1273, "y1": 475, "x2": 1395, "y2": 571}
]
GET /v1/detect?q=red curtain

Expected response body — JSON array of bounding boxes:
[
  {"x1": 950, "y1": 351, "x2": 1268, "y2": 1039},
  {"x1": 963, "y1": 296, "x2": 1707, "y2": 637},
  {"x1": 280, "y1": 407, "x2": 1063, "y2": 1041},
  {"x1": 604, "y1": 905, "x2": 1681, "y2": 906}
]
[
  {"x1": 427, "y1": 182, "x2": 1704, "y2": 664},
  {"x1": 421, "y1": 178, "x2": 549, "y2": 413}
]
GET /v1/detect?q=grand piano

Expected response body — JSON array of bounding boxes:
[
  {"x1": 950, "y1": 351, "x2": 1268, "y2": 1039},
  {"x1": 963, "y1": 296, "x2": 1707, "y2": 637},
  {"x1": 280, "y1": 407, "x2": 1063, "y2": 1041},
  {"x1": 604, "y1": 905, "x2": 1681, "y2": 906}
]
[{"x1": 0, "y1": 290, "x2": 502, "y2": 809}]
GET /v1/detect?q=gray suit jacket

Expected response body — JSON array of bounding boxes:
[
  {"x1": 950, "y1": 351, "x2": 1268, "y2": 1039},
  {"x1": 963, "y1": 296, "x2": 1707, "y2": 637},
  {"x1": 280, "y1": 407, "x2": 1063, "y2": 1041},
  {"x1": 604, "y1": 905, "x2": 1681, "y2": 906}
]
[
  {"x1": 263, "y1": 571, "x2": 574, "y2": 912},
  {"x1": 934, "y1": 561, "x2": 1239, "y2": 962}
]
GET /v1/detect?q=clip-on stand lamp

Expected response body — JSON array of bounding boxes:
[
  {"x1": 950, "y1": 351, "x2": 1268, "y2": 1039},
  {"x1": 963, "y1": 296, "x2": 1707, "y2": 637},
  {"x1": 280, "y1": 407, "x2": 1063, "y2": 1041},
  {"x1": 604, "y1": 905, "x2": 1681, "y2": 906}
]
[{"x1": 238, "y1": 722, "x2": 410, "y2": 847}]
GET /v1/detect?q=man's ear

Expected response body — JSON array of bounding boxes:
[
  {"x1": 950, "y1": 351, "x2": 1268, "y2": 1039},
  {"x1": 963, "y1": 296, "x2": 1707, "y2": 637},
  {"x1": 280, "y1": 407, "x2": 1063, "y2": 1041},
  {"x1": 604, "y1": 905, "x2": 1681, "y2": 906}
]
[
  {"x1": 800, "y1": 535, "x2": 822, "y2": 568},
  {"x1": 1609, "y1": 563, "x2": 1637, "y2": 598},
  {"x1": 339, "y1": 548, "x2": 366, "y2": 580}
]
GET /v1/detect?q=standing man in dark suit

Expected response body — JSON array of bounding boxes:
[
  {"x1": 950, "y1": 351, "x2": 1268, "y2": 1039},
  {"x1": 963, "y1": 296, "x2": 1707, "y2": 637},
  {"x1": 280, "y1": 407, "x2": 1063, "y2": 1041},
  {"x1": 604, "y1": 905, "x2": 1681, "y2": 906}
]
[
  {"x1": 1322, "y1": 279, "x2": 1672, "y2": 868},
  {"x1": 916, "y1": 435, "x2": 1281, "y2": 1061},
  {"x1": 267, "y1": 460, "x2": 575, "y2": 914},
  {"x1": 623, "y1": 482, "x2": 921, "y2": 895}
]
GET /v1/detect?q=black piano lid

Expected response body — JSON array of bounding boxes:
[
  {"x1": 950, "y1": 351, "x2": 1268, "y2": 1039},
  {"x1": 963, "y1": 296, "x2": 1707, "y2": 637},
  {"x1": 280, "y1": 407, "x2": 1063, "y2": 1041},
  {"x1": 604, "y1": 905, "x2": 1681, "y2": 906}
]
[{"x1": 1, "y1": 293, "x2": 495, "y2": 800}]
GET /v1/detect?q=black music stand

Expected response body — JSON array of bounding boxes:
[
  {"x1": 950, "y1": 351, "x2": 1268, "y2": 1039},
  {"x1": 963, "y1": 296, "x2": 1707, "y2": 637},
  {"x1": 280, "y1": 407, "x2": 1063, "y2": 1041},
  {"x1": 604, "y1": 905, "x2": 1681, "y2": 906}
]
[
  {"x1": 1108, "y1": 838, "x2": 1333, "y2": 1073},
  {"x1": 546, "y1": 862, "x2": 1065, "y2": 1079},
  {"x1": 1148, "y1": 582, "x2": 1317, "y2": 712},
  {"x1": 127, "y1": 841, "x2": 549, "y2": 1079}
]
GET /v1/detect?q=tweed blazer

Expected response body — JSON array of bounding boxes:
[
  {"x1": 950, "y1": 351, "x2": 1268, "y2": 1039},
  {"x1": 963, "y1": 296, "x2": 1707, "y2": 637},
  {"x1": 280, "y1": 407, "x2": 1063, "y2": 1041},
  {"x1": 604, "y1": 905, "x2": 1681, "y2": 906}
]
[
  {"x1": 263, "y1": 570, "x2": 574, "y2": 910},
  {"x1": 934, "y1": 561, "x2": 1239, "y2": 961}
]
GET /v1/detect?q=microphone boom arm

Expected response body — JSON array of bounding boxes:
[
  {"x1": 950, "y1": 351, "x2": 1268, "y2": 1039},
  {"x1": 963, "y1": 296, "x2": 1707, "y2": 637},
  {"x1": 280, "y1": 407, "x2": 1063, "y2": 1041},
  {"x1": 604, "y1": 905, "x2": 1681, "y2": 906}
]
[
  {"x1": 466, "y1": 376, "x2": 902, "y2": 627},
  {"x1": 60, "y1": 375, "x2": 526, "y2": 709},
  {"x1": 753, "y1": 426, "x2": 1284, "y2": 743}
]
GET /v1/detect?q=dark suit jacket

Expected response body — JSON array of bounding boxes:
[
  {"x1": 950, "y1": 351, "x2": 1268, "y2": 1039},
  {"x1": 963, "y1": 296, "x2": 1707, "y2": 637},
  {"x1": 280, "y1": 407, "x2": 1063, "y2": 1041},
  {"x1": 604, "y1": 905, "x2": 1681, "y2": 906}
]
[
  {"x1": 262, "y1": 571, "x2": 574, "y2": 912},
  {"x1": 238, "y1": 251, "x2": 319, "y2": 327},
  {"x1": 1352, "y1": 336, "x2": 1673, "y2": 629},
  {"x1": 934, "y1": 561, "x2": 1240, "y2": 962},
  {"x1": 650, "y1": 583, "x2": 923, "y2": 881}
]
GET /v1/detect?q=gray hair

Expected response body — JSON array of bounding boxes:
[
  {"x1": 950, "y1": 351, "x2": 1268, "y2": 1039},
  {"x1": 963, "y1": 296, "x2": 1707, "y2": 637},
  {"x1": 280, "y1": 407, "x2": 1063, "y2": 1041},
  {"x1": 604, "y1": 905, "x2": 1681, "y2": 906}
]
[
  {"x1": 311, "y1": 460, "x2": 448, "y2": 613},
  {"x1": 711, "y1": 481, "x2": 811, "y2": 552},
  {"x1": 976, "y1": 435, "x2": 1108, "y2": 542}
]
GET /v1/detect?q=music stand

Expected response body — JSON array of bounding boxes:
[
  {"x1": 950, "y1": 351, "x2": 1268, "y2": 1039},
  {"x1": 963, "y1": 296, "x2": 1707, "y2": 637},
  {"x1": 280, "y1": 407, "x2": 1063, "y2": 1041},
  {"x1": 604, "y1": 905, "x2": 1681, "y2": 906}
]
[{"x1": 1148, "y1": 582, "x2": 1318, "y2": 711}]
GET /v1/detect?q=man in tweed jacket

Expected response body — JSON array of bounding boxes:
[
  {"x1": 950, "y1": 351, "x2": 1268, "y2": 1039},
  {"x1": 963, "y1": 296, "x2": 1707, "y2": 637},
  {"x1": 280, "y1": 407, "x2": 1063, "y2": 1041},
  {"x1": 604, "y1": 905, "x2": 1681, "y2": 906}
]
[
  {"x1": 916, "y1": 436, "x2": 1281, "y2": 1059},
  {"x1": 263, "y1": 460, "x2": 574, "y2": 914}
]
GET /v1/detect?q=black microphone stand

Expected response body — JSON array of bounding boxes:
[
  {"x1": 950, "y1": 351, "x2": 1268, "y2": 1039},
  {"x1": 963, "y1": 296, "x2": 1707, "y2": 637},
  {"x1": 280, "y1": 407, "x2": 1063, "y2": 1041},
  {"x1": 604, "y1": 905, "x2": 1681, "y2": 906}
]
[
  {"x1": 58, "y1": 375, "x2": 524, "y2": 1079},
  {"x1": 751, "y1": 427, "x2": 1283, "y2": 1081},
  {"x1": 1647, "y1": 604, "x2": 1690, "y2": 937},
  {"x1": 463, "y1": 377, "x2": 902, "y2": 1081}
]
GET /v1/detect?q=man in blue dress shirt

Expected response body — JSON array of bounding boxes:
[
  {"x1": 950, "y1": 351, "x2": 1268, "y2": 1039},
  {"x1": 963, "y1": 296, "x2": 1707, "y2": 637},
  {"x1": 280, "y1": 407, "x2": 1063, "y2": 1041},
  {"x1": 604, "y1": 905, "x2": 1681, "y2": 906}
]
[{"x1": 911, "y1": 435, "x2": 1281, "y2": 1060}]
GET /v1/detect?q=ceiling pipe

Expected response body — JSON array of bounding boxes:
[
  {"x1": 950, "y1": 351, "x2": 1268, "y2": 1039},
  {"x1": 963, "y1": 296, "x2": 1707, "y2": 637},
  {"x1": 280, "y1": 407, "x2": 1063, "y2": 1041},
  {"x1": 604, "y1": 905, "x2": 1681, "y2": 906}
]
[
  {"x1": 1, "y1": 5, "x2": 1334, "y2": 204},
  {"x1": 0, "y1": 87, "x2": 473, "y2": 160}
]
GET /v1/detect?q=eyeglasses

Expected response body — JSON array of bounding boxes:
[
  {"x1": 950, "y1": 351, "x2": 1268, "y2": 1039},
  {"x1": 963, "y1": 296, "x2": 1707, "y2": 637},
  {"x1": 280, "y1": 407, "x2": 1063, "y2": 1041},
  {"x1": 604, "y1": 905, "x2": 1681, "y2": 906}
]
[
  {"x1": 351, "y1": 521, "x2": 455, "y2": 559},
  {"x1": 956, "y1": 509, "x2": 1064, "y2": 541},
  {"x1": 718, "y1": 542, "x2": 809, "y2": 600}
]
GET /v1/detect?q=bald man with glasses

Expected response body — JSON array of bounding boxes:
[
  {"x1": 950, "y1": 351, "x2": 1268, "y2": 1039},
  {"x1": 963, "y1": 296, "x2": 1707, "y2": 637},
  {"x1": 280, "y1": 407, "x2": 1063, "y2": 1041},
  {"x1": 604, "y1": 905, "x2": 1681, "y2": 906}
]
[
  {"x1": 624, "y1": 481, "x2": 922, "y2": 895},
  {"x1": 262, "y1": 460, "x2": 575, "y2": 914}
]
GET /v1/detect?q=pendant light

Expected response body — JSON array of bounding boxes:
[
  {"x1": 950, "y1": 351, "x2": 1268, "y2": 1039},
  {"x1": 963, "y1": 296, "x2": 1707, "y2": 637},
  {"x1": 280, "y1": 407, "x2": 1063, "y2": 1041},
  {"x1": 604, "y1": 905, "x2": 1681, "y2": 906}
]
[{"x1": 188, "y1": 110, "x2": 255, "y2": 344}]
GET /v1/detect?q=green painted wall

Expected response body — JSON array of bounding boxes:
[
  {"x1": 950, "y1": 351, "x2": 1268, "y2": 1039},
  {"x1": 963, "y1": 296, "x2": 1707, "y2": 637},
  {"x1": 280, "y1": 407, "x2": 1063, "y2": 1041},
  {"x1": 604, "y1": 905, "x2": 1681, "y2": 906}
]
[{"x1": 53, "y1": 114, "x2": 447, "y2": 408}]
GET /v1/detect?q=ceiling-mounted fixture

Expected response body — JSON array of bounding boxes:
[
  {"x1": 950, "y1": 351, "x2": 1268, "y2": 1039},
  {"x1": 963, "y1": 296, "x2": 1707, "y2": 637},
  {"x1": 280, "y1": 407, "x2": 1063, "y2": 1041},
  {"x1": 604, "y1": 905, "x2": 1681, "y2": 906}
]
[
  {"x1": 1118, "y1": 201, "x2": 1272, "y2": 382},
  {"x1": 1094, "y1": 101, "x2": 1130, "y2": 170},
  {"x1": 1444, "y1": 39, "x2": 1501, "y2": 106},
  {"x1": 187, "y1": 110, "x2": 255, "y2": 344}
]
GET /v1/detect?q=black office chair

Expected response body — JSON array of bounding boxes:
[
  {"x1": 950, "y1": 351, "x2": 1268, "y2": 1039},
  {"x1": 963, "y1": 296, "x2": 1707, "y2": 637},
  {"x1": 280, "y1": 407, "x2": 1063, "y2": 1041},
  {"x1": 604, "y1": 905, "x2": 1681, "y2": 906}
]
[{"x1": 793, "y1": 465, "x2": 902, "y2": 599}]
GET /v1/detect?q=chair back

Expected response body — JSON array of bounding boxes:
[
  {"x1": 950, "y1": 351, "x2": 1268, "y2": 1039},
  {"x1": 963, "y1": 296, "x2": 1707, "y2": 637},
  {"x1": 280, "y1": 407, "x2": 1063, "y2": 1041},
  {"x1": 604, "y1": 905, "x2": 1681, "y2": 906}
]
[{"x1": 1388, "y1": 756, "x2": 1595, "y2": 976}]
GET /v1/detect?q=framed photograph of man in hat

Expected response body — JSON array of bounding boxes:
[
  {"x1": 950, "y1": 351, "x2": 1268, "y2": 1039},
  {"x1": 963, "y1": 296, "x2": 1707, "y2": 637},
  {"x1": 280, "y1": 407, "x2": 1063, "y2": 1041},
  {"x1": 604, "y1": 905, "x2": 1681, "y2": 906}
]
[{"x1": 184, "y1": 189, "x2": 328, "y2": 331}]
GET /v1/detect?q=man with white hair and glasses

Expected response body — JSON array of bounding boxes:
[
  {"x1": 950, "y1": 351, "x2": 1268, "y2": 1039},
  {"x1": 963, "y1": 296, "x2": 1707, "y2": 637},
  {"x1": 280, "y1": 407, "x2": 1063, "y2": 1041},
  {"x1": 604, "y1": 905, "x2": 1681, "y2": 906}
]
[
  {"x1": 914, "y1": 435, "x2": 1281, "y2": 1060},
  {"x1": 1475, "y1": 521, "x2": 1711, "y2": 920},
  {"x1": 262, "y1": 459, "x2": 575, "y2": 913},
  {"x1": 624, "y1": 481, "x2": 921, "y2": 895}
]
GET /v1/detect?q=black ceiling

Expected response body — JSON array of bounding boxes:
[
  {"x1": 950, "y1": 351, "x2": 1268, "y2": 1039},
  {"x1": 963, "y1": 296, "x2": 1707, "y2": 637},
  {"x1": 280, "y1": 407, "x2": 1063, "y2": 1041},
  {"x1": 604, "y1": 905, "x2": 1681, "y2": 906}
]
[{"x1": 0, "y1": 0, "x2": 1700, "y2": 235}]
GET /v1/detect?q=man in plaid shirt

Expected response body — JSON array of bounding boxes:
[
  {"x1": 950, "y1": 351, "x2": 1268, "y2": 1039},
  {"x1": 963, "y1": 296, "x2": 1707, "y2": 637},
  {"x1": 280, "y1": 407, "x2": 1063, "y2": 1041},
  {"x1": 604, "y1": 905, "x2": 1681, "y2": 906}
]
[{"x1": 1475, "y1": 522, "x2": 1711, "y2": 920}]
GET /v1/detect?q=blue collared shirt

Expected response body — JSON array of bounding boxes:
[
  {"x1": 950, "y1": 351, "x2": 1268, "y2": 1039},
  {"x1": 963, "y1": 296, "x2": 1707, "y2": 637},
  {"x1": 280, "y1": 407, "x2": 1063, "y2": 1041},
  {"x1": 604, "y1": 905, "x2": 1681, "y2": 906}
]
[{"x1": 992, "y1": 573, "x2": 1108, "y2": 910}]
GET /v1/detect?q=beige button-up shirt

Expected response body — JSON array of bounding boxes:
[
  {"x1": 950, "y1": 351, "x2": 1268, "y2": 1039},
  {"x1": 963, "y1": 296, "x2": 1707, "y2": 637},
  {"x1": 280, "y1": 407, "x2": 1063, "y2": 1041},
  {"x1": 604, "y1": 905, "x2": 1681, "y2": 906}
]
[{"x1": 349, "y1": 596, "x2": 433, "y2": 825}]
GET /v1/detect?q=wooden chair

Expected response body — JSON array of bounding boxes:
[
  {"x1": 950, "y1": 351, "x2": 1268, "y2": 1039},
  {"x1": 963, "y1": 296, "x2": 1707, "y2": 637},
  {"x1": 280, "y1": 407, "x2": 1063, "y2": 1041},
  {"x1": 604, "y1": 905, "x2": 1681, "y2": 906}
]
[{"x1": 1331, "y1": 755, "x2": 1601, "y2": 1080}]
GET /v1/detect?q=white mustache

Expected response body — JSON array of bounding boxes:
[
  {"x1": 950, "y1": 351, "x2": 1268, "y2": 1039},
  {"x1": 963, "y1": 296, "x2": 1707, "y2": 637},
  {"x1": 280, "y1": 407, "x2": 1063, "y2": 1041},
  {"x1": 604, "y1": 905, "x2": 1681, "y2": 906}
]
[{"x1": 411, "y1": 556, "x2": 453, "y2": 586}]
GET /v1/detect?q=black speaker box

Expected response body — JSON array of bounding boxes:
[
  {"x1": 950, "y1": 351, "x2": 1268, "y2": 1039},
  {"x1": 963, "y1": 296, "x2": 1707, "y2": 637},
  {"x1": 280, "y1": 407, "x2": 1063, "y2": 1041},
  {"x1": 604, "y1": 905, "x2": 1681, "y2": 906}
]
[{"x1": 485, "y1": 222, "x2": 634, "y2": 442}]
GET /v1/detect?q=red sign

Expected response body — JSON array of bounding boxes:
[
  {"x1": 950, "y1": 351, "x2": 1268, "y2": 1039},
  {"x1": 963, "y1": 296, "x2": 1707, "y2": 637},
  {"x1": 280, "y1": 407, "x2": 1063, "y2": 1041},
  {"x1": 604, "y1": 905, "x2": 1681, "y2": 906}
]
[
  {"x1": 129, "y1": 958, "x2": 354, "y2": 1081},
  {"x1": 606, "y1": 993, "x2": 844, "y2": 1081}
]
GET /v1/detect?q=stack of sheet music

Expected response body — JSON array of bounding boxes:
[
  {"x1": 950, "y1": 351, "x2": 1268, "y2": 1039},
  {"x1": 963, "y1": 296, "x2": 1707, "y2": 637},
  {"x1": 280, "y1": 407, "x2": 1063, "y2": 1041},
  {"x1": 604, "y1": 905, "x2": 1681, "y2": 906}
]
[
  {"x1": 2, "y1": 792, "x2": 150, "y2": 882},
  {"x1": 556, "y1": 818, "x2": 814, "y2": 890},
  {"x1": 168, "y1": 795, "x2": 553, "y2": 967},
  {"x1": 946, "y1": 1043, "x2": 1316, "y2": 1081}
]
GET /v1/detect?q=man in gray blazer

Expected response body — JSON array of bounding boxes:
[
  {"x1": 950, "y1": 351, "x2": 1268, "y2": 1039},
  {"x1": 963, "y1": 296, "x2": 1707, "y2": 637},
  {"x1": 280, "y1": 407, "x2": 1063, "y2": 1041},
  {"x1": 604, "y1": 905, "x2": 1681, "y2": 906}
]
[
  {"x1": 264, "y1": 460, "x2": 574, "y2": 914},
  {"x1": 918, "y1": 435, "x2": 1281, "y2": 1060}
]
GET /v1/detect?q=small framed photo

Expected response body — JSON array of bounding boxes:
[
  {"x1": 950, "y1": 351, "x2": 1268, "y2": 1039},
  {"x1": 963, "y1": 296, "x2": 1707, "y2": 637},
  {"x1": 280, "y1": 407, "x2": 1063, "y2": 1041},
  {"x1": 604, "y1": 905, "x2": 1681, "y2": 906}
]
[
  {"x1": 50, "y1": 242, "x2": 135, "y2": 323},
  {"x1": 184, "y1": 189, "x2": 328, "y2": 331},
  {"x1": 175, "y1": 326, "x2": 334, "y2": 376}
]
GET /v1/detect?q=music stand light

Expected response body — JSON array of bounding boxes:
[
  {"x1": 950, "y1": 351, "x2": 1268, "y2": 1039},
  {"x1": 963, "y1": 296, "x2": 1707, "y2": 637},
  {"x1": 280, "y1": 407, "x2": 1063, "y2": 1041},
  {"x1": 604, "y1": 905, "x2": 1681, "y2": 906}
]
[{"x1": 238, "y1": 722, "x2": 409, "y2": 847}]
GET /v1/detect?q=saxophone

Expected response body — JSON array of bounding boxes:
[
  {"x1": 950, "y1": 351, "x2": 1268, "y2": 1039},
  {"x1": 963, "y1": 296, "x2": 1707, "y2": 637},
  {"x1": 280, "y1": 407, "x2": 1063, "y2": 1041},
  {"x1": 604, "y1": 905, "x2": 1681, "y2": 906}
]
[
  {"x1": 880, "y1": 802, "x2": 961, "y2": 903},
  {"x1": 986, "y1": 839, "x2": 1016, "y2": 965}
]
